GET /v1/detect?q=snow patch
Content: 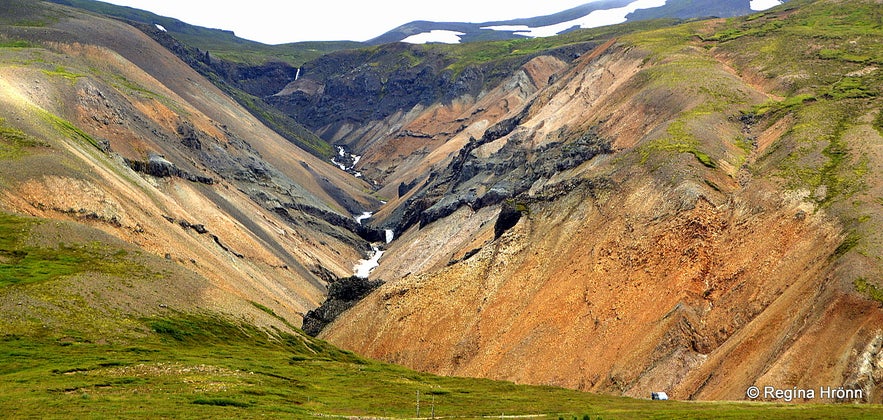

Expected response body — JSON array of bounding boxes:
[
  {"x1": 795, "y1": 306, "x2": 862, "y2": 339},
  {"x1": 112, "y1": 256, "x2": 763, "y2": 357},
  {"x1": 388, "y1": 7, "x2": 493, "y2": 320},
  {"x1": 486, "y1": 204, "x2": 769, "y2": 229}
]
[
  {"x1": 155, "y1": 24, "x2": 167, "y2": 32},
  {"x1": 481, "y1": 0, "x2": 666, "y2": 38},
  {"x1": 331, "y1": 145, "x2": 363, "y2": 176},
  {"x1": 750, "y1": 0, "x2": 782, "y2": 11},
  {"x1": 402, "y1": 30, "x2": 465, "y2": 44},
  {"x1": 354, "y1": 246, "x2": 384, "y2": 278},
  {"x1": 385, "y1": 229, "x2": 394, "y2": 244}
]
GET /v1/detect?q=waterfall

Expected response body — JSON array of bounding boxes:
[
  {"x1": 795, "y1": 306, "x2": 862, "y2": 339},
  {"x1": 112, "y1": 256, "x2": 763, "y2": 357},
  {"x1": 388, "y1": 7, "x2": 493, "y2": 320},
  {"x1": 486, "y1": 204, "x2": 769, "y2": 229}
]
[
  {"x1": 295, "y1": 67, "x2": 301, "y2": 80},
  {"x1": 353, "y1": 246, "x2": 383, "y2": 278},
  {"x1": 354, "y1": 212, "x2": 372, "y2": 225}
]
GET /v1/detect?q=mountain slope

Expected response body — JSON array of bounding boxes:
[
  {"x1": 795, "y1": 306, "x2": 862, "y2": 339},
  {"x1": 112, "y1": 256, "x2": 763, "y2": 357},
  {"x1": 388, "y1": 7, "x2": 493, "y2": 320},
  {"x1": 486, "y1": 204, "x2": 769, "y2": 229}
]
[
  {"x1": 0, "y1": 0, "x2": 383, "y2": 326},
  {"x1": 267, "y1": 18, "x2": 683, "y2": 198},
  {"x1": 43, "y1": 0, "x2": 365, "y2": 160},
  {"x1": 321, "y1": 0, "x2": 883, "y2": 402}
]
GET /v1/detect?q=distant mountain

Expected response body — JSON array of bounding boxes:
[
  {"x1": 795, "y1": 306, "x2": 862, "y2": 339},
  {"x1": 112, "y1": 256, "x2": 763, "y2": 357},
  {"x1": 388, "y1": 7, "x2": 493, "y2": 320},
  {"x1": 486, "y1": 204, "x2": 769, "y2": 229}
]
[{"x1": 368, "y1": 0, "x2": 788, "y2": 45}]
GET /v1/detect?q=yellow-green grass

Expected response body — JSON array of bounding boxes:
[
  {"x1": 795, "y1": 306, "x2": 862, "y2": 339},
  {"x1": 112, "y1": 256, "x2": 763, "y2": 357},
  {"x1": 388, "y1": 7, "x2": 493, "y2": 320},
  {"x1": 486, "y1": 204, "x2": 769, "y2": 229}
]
[
  {"x1": 0, "y1": 118, "x2": 46, "y2": 159},
  {"x1": 0, "y1": 213, "x2": 135, "y2": 287},
  {"x1": 3, "y1": 320, "x2": 883, "y2": 419}
]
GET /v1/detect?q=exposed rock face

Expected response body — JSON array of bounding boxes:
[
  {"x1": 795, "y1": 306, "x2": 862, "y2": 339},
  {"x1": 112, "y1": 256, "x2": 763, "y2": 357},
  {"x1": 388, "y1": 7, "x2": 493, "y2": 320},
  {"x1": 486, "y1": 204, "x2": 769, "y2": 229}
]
[
  {"x1": 267, "y1": 46, "x2": 460, "y2": 140},
  {"x1": 213, "y1": 61, "x2": 299, "y2": 98},
  {"x1": 124, "y1": 153, "x2": 213, "y2": 184},
  {"x1": 394, "y1": 122, "x2": 612, "y2": 231},
  {"x1": 265, "y1": 42, "x2": 596, "y2": 147},
  {"x1": 302, "y1": 276, "x2": 383, "y2": 337},
  {"x1": 493, "y1": 200, "x2": 524, "y2": 239},
  {"x1": 325, "y1": 175, "x2": 881, "y2": 401}
]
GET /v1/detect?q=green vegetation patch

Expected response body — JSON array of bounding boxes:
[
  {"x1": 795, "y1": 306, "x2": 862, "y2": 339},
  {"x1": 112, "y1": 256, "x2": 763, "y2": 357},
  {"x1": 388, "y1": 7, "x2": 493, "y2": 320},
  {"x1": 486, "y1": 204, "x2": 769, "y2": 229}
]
[
  {"x1": 38, "y1": 110, "x2": 101, "y2": 150},
  {"x1": 854, "y1": 277, "x2": 883, "y2": 306},
  {"x1": 624, "y1": 21, "x2": 702, "y2": 58},
  {"x1": 874, "y1": 109, "x2": 883, "y2": 136},
  {"x1": 0, "y1": 39, "x2": 35, "y2": 49},
  {"x1": 2, "y1": 330, "x2": 883, "y2": 419},
  {"x1": 0, "y1": 213, "x2": 131, "y2": 287},
  {"x1": 642, "y1": 113, "x2": 718, "y2": 169},
  {"x1": 0, "y1": 118, "x2": 46, "y2": 159},
  {"x1": 192, "y1": 398, "x2": 250, "y2": 408},
  {"x1": 817, "y1": 48, "x2": 873, "y2": 64},
  {"x1": 109, "y1": 74, "x2": 161, "y2": 98},
  {"x1": 249, "y1": 301, "x2": 299, "y2": 331},
  {"x1": 41, "y1": 65, "x2": 85, "y2": 81},
  {"x1": 752, "y1": 94, "x2": 816, "y2": 117},
  {"x1": 834, "y1": 230, "x2": 862, "y2": 258},
  {"x1": 700, "y1": 18, "x2": 786, "y2": 43},
  {"x1": 827, "y1": 76, "x2": 876, "y2": 100},
  {"x1": 776, "y1": 102, "x2": 869, "y2": 207},
  {"x1": 147, "y1": 315, "x2": 260, "y2": 345}
]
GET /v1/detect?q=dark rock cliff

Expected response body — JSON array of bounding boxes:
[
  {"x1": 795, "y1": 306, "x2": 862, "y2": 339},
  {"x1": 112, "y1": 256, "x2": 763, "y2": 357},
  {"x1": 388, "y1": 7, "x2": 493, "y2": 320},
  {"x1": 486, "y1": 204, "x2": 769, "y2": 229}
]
[
  {"x1": 302, "y1": 276, "x2": 383, "y2": 336},
  {"x1": 266, "y1": 42, "x2": 598, "y2": 144},
  {"x1": 387, "y1": 122, "x2": 612, "y2": 236}
]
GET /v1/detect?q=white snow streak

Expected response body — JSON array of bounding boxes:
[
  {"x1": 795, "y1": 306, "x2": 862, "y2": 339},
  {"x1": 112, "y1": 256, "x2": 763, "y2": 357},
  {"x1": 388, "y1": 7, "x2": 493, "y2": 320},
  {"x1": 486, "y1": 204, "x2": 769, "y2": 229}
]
[
  {"x1": 749, "y1": 0, "x2": 782, "y2": 11},
  {"x1": 401, "y1": 30, "x2": 465, "y2": 44},
  {"x1": 482, "y1": 0, "x2": 666, "y2": 38}
]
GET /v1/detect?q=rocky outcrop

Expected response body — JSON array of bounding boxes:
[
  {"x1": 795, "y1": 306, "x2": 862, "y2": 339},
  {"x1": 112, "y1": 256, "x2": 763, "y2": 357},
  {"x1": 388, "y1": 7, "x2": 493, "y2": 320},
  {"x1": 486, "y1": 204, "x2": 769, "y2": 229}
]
[
  {"x1": 123, "y1": 154, "x2": 214, "y2": 184},
  {"x1": 493, "y1": 199, "x2": 525, "y2": 238},
  {"x1": 302, "y1": 276, "x2": 383, "y2": 336},
  {"x1": 396, "y1": 124, "x2": 612, "y2": 230}
]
